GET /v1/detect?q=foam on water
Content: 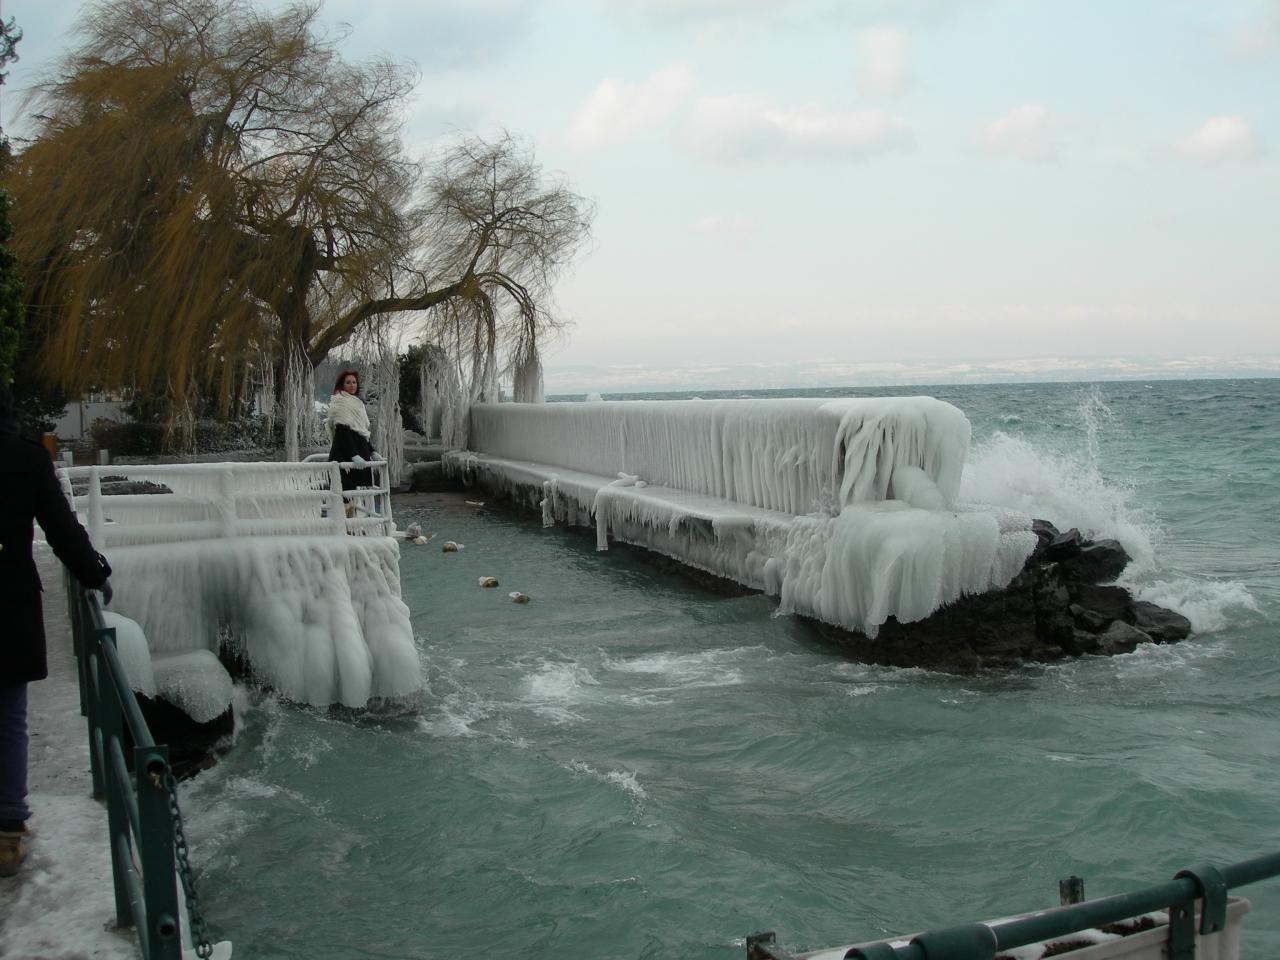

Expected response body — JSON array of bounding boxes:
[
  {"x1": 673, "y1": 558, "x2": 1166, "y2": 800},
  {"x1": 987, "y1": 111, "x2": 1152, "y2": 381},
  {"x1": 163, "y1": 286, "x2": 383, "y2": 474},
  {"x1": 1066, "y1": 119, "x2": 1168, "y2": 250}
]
[
  {"x1": 563, "y1": 760, "x2": 648, "y2": 801},
  {"x1": 1133, "y1": 578, "x2": 1260, "y2": 634},
  {"x1": 602, "y1": 647, "x2": 753, "y2": 688}
]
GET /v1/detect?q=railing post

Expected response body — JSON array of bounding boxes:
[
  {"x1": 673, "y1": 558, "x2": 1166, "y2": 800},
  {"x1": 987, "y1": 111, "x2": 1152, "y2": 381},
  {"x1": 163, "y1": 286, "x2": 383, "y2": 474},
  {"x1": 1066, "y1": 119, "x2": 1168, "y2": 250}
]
[
  {"x1": 96, "y1": 627, "x2": 134, "y2": 929},
  {"x1": 136, "y1": 745, "x2": 183, "y2": 960},
  {"x1": 219, "y1": 466, "x2": 237, "y2": 539},
  {"x1": 329, "y1": 462, "x2": 346, "y2": 536},
  {"x1": 81, "y1": 612, "x2": 105, "y2": 799},
  {"x1": 88, "y1": 465, "x2": 105, "y2": 548}
]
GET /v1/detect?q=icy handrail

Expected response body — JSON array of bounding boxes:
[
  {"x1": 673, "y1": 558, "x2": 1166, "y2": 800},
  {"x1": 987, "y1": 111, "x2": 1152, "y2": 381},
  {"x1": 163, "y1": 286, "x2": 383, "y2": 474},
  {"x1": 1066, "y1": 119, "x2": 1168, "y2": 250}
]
[{"x1": 57, "y1": 461, "x2": 394, "y2": 547}]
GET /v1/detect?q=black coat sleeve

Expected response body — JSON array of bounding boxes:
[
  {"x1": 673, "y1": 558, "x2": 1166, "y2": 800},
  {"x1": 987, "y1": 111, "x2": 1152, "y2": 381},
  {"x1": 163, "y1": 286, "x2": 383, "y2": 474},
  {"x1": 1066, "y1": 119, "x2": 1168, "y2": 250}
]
[{"x1": 33, "y1": 452, "x2": 111, "y2": 589}]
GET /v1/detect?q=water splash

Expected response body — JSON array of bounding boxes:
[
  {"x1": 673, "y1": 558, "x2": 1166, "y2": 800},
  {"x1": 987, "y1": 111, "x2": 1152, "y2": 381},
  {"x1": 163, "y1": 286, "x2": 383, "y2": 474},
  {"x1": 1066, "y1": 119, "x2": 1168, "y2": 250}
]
[{"x1": 960, "y1": 386, "x2": 1160, "y2": 573}]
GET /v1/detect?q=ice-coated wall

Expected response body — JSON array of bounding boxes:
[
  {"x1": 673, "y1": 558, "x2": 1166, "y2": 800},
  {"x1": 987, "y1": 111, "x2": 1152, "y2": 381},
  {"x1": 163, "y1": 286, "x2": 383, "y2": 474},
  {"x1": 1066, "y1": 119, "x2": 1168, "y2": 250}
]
[
  {"x1": 467, "y1": 397, "x2": 970, "y2": 516},
  {"x1": 105, "y1": 536, "x2": 421, "y2": 708},
  {"x1": 451, "y1": 397, "x2": 1036, "y2": 637}
]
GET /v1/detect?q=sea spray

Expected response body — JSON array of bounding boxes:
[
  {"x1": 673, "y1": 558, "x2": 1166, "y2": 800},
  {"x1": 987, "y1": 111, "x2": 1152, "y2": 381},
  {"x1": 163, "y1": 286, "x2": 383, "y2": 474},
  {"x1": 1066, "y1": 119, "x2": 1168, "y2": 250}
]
[{"x1": 960, "y1": 388, "x2": 1160, "y2": 574}]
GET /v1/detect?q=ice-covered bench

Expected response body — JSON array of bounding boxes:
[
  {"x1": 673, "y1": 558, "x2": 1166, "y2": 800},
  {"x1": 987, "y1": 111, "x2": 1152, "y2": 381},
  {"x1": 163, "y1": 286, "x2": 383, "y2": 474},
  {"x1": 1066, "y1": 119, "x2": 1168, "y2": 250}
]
[{"x1": 444, "y1": 398, "x2": 1037, "y2": 637}]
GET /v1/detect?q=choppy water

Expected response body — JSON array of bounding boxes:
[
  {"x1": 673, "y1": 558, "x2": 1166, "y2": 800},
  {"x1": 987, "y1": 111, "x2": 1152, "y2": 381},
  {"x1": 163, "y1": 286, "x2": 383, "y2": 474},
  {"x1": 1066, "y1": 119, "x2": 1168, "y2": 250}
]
[{"x1": 181, "y1": 379, "x2": 1280, "y2": 959}]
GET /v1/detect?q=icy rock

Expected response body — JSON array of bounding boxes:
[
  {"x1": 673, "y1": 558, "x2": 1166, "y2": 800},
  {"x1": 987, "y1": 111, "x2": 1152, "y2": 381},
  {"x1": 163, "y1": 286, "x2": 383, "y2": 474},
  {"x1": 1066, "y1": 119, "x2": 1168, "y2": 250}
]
[
  {"x1": 101, "y1": 611, "x2": 156, "y2": 697},
  {"x1": 151, "y1": 650, "x2": 234, "y2": 724}
]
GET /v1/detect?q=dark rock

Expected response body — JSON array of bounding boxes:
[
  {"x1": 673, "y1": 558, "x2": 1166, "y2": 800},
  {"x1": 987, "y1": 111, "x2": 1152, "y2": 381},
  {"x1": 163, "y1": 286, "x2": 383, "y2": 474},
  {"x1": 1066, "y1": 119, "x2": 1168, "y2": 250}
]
[
  {"x1": 1045, "y1": 528, "x2": 1083, "y2": 560},
  {"x1": 1070, "y1": 583, "x2": 1130, "y2": 621},
  {"x1": 1031, "y1": 519, "x2": 1060, "y2": 559},
  {"x1": 1069, "y1": 603, "x2": 1112, "y2": 633},
  {"x1": 1128, "y1": 600, "x2": 1192, "y2": 643},
  {"x1": 408, "y1": 461, "x2": 464, "y2": 493},
  {"x1": 1057, "y1": 539, "x2": 1131, "y2": 583},
  {"x1": 133, "y1": 697, "x2": 235, "y2": 780},
  {"x1": 1094, "y1": 621, "x2": 1151, "y2": 656},
  {"x1": 1065, "y1": 628, "x2": 1102, "y2": 656}
]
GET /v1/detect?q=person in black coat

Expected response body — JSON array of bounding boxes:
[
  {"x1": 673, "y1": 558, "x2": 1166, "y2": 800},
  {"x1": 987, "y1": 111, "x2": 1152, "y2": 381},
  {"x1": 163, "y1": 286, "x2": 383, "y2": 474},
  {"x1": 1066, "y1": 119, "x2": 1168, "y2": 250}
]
[
  {"x1": 0, "y1": 384, "x2": 112, "y2": 876},
  {"x1": 324, "y1": 369, "x2": 376, "y2": 491}
]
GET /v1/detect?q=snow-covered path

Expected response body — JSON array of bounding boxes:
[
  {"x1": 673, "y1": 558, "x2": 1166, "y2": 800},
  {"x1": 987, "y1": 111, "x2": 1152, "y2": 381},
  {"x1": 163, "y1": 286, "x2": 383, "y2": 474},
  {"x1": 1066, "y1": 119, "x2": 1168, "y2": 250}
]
[{"x1": 0, "y1": 544, "x2": 138, "y2": 959}]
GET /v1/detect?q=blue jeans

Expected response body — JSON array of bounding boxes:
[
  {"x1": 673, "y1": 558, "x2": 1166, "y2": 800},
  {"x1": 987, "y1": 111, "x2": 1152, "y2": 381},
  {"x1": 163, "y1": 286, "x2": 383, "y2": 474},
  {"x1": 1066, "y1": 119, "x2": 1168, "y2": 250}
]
[{"x1": 0, "y1": 683, "x2": 30, "y2": 828}]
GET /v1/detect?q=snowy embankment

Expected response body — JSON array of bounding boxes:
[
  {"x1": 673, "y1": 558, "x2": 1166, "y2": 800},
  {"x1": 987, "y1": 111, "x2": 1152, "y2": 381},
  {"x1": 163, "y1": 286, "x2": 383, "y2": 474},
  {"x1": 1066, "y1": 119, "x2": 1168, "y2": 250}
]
[{"x1": 445, "y1": 398, "x2": 1037, "y2": 636}]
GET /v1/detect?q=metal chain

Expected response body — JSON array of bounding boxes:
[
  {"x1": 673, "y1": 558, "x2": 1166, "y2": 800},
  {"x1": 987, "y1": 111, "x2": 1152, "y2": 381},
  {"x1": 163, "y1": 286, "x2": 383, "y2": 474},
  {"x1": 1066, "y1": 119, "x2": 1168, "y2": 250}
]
[{"x1": 162, "y1": 770, "x2": 215, "y2": 959}]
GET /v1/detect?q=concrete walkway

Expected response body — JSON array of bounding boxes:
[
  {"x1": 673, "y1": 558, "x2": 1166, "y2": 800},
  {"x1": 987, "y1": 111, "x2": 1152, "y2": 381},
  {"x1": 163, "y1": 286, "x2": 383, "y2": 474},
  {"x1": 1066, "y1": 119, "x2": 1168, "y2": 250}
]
[{"x1": 0, "y1": 544, "x2": 139, "y2": 959}]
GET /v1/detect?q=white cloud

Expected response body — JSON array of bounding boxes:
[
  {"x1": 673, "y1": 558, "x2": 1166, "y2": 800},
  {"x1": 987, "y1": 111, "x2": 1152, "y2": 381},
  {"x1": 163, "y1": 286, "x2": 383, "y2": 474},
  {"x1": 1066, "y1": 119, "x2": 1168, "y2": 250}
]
[
  {"x1": 689, "y1": 213, "x2": 755, "y2": 235},
  {"x1": 566, "y1": 63, "x2": 695, "y2": 149},
  {"x1": 1221, "y1": 0, "x2": 1280, "y2": 60},
  {"x1": 1175, "y1": 116, "x2": 1258, "y2": 162},
  {"x1": 683, "y1": 95, "x2": 911, "y2": 161},
  {"x1": 980, "y1": 103, "x2": 1059, "y2": 162},
  {"x1": 857, "y1": 26, "x2": 911, "y2": 98}
]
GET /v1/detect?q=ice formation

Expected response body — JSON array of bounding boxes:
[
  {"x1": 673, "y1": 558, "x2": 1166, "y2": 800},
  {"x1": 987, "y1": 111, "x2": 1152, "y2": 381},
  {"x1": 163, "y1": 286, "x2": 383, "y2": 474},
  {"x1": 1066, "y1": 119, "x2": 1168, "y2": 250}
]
[
  {"x1": 60, "y1": 462, "x2": 419, "y2": 709},
  {"x1": 104, "y1": 537, "x2": 420, "y2": 708},
  {"x1": 151, "y1": 651, "x2": 236, "y2": 724},
  {"x1": 101, "y1": 611, "x2": 156, "y2": 698},
  {"x1": 447, "y1": 398, "x2": 1037, "y2": 636}
]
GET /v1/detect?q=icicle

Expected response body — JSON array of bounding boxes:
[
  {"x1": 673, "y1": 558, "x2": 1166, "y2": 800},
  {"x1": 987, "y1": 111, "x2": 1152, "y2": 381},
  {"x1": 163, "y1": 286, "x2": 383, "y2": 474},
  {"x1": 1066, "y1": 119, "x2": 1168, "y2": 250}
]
[
  {"x1": 540, "y1": 477, "x2": 557, "y2": 527},
  {"x1": 256, "y1": 347, "x2": 277, "y2": 440},
  {"x1": 512, "y1": 342, "x2": 545, "y2": 404},
  {"x1": 364, "y1": 346, "x2": 404, "y2": 487},
  {"x1": 282, "y1": 346, "x2": 316, "y2": 461}
]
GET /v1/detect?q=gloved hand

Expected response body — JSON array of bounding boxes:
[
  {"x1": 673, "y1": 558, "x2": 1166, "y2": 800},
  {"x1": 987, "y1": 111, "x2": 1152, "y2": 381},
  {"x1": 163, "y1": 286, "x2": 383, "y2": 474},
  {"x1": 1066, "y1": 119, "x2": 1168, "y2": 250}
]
[
  {"x1": 351, "y1": 454, "x2": 368, "y2": 468},
  {"x1": 98, "y1": 579, "x2": 113, "y2": 606}
]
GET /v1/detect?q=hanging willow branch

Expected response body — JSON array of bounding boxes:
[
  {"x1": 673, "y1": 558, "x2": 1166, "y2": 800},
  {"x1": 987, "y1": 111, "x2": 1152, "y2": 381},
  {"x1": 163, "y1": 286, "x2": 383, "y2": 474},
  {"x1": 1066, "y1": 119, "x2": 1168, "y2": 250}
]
[{"x1": 6, "y1": 0, "x2": 593, "y2": 410}]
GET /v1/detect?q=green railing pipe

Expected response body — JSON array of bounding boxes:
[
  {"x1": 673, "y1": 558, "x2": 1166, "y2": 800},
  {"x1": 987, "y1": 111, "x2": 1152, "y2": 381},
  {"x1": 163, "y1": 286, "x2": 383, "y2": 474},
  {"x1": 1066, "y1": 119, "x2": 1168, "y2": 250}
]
[
  {"x1": 69, "y1": 582, "x2": 186, "y2": 960},
  {"x1": 749, "y1": 851, "x2": 1280, "y2": 960}
]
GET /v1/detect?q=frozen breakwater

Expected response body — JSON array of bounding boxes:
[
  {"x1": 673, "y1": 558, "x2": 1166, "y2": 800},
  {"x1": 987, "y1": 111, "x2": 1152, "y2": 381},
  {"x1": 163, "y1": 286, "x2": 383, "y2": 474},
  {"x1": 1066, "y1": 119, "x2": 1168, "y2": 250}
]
[{"x1": 445, "y1": 398, "x2": 1039, "y2": 641}]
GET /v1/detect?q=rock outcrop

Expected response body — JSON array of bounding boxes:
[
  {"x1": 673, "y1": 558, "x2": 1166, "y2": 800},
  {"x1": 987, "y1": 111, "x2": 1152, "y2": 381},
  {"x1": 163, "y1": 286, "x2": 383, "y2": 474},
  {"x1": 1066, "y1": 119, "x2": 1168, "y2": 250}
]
[{"x1": 810, "y1": 519, "x2": 1191, "y2": 672}]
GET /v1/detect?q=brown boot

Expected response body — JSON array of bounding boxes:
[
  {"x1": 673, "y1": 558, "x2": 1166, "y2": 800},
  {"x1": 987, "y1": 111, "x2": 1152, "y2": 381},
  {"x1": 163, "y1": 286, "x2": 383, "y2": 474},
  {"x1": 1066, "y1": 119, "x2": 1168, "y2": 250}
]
[{"x1": 0, "y1": 828, "x2": 27, "y2": 877}]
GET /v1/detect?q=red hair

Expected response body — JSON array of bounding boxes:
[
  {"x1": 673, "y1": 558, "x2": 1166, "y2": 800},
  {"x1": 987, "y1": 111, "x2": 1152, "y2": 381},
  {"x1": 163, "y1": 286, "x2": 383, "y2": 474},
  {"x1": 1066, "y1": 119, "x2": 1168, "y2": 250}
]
[{"x1": 332, "y1": 369, "x2": 360, "y2": 396}]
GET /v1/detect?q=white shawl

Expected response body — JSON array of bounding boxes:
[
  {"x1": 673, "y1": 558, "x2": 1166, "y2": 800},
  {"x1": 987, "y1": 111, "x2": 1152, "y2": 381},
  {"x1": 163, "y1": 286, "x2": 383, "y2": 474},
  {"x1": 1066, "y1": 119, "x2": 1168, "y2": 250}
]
[{"x1": 326, "y1": 390, "x2": 371, "y2": 440}]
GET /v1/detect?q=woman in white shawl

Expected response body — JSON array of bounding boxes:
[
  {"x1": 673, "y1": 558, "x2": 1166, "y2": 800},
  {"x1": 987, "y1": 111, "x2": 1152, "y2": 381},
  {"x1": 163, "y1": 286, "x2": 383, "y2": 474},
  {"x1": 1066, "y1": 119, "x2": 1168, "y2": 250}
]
[{"x1": 325, "y1": 370, "x2": 376, "y2": 490}]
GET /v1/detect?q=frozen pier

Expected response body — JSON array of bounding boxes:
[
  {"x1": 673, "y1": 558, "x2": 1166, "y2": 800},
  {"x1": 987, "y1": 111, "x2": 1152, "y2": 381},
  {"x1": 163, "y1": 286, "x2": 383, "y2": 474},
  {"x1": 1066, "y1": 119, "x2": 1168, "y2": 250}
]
[
  {"x1": 445, "y1": 398, "x2": 1037, "y2": 636},
  {"x1": 58, "y1": 461, "x2": 421, "y2": 710}
]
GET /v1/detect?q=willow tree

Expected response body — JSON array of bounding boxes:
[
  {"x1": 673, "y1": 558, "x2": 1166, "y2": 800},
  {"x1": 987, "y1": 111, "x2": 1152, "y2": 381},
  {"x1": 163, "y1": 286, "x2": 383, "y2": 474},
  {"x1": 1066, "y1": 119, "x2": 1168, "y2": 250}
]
[{"x1": 6, "y1": 0, "x2": 592, "y2": 411}]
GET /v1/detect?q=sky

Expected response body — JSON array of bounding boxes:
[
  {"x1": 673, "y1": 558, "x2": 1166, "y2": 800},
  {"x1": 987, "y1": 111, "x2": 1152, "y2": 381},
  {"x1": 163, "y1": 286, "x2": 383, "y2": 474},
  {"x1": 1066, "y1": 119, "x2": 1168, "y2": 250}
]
[{"x1": 2, "y1": 0, "x2": 1279, "y2": 392}]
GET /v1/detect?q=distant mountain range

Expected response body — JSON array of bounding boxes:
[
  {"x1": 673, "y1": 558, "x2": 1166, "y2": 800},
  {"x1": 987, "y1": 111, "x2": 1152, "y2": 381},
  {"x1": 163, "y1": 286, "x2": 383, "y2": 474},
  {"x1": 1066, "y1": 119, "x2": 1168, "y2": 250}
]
[{"x1": 543, "y1": 356, "x2": 1280, "y2": 395}]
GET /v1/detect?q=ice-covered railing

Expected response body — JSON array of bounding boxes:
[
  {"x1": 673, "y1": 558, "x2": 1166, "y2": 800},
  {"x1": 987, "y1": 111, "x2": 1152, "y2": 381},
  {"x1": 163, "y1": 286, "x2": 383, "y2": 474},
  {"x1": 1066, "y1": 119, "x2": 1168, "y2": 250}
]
[
  {"x1": 447, "y1": 398, "x2": 1037, "y2": 637},
  {"x1": 52, "y1": 461, "x2": 418, "y2": 709},
  {"x1": 57, "y1": 460, "x2": 394, "y2": 547}
]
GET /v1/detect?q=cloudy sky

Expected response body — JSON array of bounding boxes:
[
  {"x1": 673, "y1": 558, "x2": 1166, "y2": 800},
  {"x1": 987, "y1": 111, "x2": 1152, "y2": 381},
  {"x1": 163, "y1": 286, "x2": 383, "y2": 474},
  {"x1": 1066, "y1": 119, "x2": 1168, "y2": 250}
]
[{"x1": 3, "y1": 0, "x2": 1279, "y2": 390}]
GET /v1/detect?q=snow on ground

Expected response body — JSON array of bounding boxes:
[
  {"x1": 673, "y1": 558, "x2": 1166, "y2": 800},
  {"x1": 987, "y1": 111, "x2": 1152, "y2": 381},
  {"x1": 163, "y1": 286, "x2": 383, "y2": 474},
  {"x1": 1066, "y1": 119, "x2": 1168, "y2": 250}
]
[{"x1": 0, "y1": 544, "x2": 139, "y2": 960}]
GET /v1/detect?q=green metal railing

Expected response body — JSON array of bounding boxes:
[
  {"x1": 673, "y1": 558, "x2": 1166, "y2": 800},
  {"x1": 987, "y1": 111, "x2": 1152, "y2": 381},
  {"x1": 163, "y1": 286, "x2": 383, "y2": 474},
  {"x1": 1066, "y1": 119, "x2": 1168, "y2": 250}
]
[
  {"x1": 67, "y1": 576, "x2": 213, "y2": 960},
  {"x1": 747, "y1": 852, "x2": 1280, "y2": 960}
]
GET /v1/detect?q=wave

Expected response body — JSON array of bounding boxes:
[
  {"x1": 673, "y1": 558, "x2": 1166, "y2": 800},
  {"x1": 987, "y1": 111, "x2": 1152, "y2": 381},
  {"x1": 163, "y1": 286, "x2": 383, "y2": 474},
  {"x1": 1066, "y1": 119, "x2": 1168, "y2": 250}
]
[
  {"x1": 961, "y1": 387, "x2": 1161, "y2": 572},
  {"x1": 1132, "y1": 578, "x2": 1260, "y2": 634},
  {"x1": 601, "y1": 646, "x2": 756, "y2": 688},
  {"x1": 562, "y1": 760, "x2": 648, "y2": 801}
]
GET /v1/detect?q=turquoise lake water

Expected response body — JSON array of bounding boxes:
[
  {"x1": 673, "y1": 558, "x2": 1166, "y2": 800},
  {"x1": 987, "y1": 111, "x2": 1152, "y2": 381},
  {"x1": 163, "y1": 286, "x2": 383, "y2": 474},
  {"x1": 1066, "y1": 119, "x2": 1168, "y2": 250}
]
[{"x1": 181, "y1": 378, "x2": 1280, "y2": 958}]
